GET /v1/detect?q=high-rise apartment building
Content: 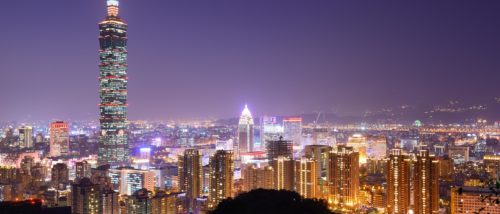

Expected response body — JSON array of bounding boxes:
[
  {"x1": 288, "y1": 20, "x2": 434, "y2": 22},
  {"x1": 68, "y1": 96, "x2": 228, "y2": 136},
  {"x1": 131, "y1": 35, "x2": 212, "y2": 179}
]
[
  {"x1": 50, "y1": 121, "x2": 69, "y2": 157},
  {"x1": 295, "y1": 158, "x2": 317, "y2": 199},
  {"x1": 178, "y1": 149, "x2": 202, "y2": 200},
  {"x1": 386, "y1": 149, "x2": 411, "y2": 214},
  {"x1": 304, "y1": 145, "x2": 331, "y2": 198},
  {"x1": 328, "y1": 146, "x2": 359, "y2": 208},
  {"x1": 242, "y1": 164, "x2": 274, "y2": 191},
  {"x1": 208, "y1": 150, "x2": 234, "y2": 209},
  {"x1": 413, "y1": 150, "x2": 439, "y2": 214},
  {"x1": 270, "y1": 156, "x2": 294, "y2": 191},
  {"x1": 236, "y1": 105, "x2": 254, "y2": 159},
  {"x1": 98, "y1": 0, "x2": 129, "y2": 167}
]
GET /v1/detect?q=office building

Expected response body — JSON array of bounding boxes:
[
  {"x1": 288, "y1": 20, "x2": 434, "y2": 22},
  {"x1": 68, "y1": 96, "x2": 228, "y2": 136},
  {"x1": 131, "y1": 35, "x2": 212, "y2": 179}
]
[
  {"x1": 50, "y1": 121, "x2": 69, "y2": 157},
  {"x1": 51, "y1": 163, "x2": 69, "y2": 190},
  {"x1": 18, "y1": 126, "x2": 33, "y2": 148},
  {"x1": 260, "y1": 116, "x2": 284, "y2": 147},
  {"x1": 76, "y1": 161, "x2": 92, "y2": 180},
  {"x1": 109, "y1": 168, "x2": 155, "y2": 196},
  {"x1": 283, "y1": 117, "x2": 302, "y2": 148},
  {"x1": 236, "y1": 105, "x2": 254, "y2": 158},
  {"x1": 98, "y1": 0, "x2": 129, "y2": 167}
]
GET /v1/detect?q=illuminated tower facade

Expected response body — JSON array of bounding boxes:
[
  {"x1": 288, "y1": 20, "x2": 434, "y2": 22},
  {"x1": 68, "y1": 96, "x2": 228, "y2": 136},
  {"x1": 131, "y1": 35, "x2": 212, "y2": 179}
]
[
  {"x1": 413, "y1": 150, "x2": 439, "y2": 214},
  {"x1": 328, "y1": 146, "x2": 359, "y2": 208},
  {"x1": 50, "y1": 121, "x2": 69, "y2": 157},
  {"x1": 236, "y1": 105, "x2": 254, "y2": 159},
  {"x1": 295, "y1": 158, "x2": 317, "y2": 199},
  {"x1": 270, "y1": 156, "x2": 295, "y2": 191},
  {"x1": 208, "y1": 150, "x2": 234, "y2": 209},
  {"x1": 386, "y1": 149, "x2": 411, "y2": 214},
  {"x1": 304, "y1": 145, "x2": 332, "y2": 198},
  {"x1": 178, "y1": 149, "x2": 202, "y2": 200},
  {"x1": 242, "y1": 164, "x2": 274, "y2": 191},
  {"x1": 98, "y1": 0, "x2": 129, "y2": 167}
]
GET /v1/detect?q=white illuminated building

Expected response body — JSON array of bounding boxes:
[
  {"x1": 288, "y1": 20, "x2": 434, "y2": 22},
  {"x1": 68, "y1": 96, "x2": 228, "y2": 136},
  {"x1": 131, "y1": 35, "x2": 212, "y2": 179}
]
[
  {"x1": 236, "y1": 105, "x2": 254, "y2": 159},
  {"x1": 260, "y1": 116, "x2": 284, "y2": 148}
]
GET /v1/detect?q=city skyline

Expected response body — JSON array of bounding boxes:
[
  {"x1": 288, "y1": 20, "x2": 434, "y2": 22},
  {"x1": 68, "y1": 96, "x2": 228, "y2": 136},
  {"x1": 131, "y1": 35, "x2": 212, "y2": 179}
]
[
  {"x1": 1, "y1": 0, "x2": 500, "y2": 121},
  {"x1": 1, "y1": 0, "x2": 500, "y2": 213}
]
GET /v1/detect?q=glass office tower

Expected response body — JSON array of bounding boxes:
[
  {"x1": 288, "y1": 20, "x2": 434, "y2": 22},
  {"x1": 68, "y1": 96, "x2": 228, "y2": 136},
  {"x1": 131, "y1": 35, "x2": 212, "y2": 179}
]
[{"x1": 98, "y1": 0, "x2": 129, "y2": 167}]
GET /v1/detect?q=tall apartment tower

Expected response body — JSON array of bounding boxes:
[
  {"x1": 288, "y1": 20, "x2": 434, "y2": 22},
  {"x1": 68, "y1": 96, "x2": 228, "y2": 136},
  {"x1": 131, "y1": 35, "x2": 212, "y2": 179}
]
[
  {"x1": 98, "y1": 0, "x2": 129, "y2": 167},
  {"x1": 270, "y1": 156, "x2": 295, "y2": 191},
  {"x1": 50, "y1": 121, "x2": 70, "y2": 157},
  {"x1": 304, "y1": 145, "x2": 332, "y2": 198},
  {"x1": 208, "y1": 150, "x2": 234, "y2": 209},
  {"x1": 386, "y1": 149, "x2": 411, "y2": 214},
  {"x1": 413, "y1": 150, "x2": 439, "y2": 214},
  {"x1": 328, "y1": 146, "x2": 359, "y2": 208},
  {"x1": 178, "y1": 149, "x2": 202, "y2": 201},
  {"x1": 236, "y1": 105, "x2": 254, "y2": 159},
  {"x1": 242, "y1": 164, "x2": 274, "y2": 191},
  {"x1": 295, "y1": 157, "x2": 317, "y2": 199}
]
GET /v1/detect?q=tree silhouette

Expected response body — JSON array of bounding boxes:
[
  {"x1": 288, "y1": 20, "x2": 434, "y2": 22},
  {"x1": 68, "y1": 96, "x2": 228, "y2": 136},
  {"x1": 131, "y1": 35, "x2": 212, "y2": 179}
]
[{"x1": 210, "y1": 189, "x2": 334, "y2": 214}]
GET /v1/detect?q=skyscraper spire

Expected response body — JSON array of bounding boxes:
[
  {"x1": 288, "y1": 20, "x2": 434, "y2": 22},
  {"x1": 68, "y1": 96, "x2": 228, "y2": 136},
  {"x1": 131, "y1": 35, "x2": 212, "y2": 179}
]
[
  {"x1": 107, "y1": 0, "x2": 120, "y2": 17},
  {"x1": 236, "y1": 105, "x2": 254, "y2": 159},
  {"x1": 98, "y1": 0, "x2": 129, "y2": 167}
]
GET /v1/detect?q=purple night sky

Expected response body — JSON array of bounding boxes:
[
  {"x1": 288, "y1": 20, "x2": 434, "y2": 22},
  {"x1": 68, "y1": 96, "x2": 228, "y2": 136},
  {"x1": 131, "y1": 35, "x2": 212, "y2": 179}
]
[{"x1": 0, "y1": 0, "x2": 499, "y2": 121}]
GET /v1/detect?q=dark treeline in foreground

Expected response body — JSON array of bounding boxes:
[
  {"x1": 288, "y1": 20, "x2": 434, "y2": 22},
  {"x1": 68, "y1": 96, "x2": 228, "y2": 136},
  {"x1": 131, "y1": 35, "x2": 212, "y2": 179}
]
[{"x1": 210, "y1": 189, "x2": 334, "y2": 214}]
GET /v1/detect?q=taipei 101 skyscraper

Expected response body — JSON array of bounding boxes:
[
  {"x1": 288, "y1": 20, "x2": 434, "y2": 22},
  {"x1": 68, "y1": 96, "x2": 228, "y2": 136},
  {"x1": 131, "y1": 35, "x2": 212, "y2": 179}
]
[{"x1": 98, "y1": 0, "x2": 129, "y2": 167}]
